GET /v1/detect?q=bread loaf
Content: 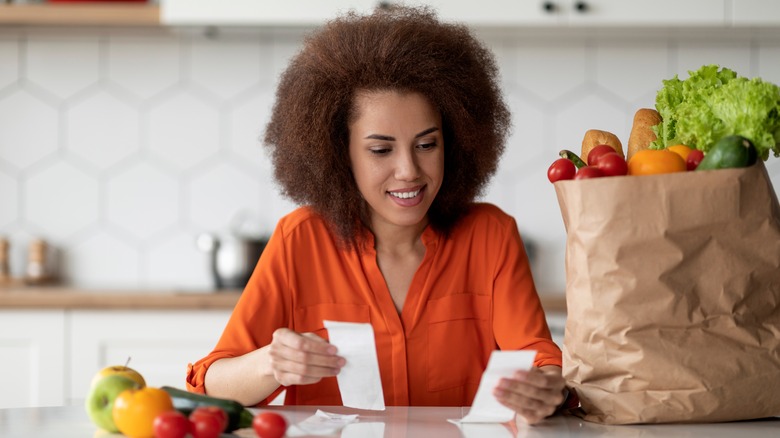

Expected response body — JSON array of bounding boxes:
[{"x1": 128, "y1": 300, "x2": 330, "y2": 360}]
[
  {"x1": 627, "y1": 108, "x2": 662, "y2": 161},
  {"x1": 581, "y1": 129, "x2": 624, "y2": 163}
]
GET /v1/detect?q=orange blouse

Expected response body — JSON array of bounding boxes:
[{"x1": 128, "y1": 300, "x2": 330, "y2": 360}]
[{"x1": 186, "y1": 203, "x2": 561, "y2": 407}]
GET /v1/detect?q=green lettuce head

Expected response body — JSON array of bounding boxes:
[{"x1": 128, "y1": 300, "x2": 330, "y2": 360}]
[{"x1": 650, "y1": 64, "x2": 780, "y2": 161}]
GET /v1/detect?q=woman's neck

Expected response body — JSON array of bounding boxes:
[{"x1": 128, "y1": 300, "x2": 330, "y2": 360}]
[{"x1": 370, "y1": 217, "x2": 428, "y2": 256}]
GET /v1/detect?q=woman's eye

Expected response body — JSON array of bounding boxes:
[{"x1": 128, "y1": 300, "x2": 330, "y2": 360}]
[
  {"x1": 418, "y1": 142, "x2": 437, "y2": 150},
  {"x1": 369, "y1": 147, "x2": 391, "y2": 155}
]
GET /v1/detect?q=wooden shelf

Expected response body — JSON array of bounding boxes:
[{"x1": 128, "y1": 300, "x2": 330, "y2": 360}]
[
  {"x1": 0, "y1": 286, "x2": 242, "y2": 310},
  {"x1": 0, "y1": 3, "x2": 160, "y2": 27}
]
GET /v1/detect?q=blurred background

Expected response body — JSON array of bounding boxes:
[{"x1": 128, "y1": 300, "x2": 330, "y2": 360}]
[{"x1": 1, "y1": 1, "x2": 779, "y2": 293}]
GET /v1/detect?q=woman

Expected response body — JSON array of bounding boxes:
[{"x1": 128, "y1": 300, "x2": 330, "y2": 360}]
[{"x1": 186, "y1": 6, "x2": 568, "y2": 424}]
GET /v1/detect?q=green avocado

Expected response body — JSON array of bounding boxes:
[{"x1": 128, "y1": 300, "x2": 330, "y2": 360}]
[{"x1": 696, "y1": 135, "x2": 758, "y2": 171}]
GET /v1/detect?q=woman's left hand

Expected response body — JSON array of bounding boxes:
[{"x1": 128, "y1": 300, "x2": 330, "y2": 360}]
[{"x1": 493, "y1": 365, "x2": 566, "y2": 425}]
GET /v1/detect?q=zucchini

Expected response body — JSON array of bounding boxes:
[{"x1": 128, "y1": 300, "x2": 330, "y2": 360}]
[
  {"x1": 161, "y1": 386, "x2": 254, "y2": 432},
  {"x1": 697, "y1": 135, "x2": 757, "y2": 170}
]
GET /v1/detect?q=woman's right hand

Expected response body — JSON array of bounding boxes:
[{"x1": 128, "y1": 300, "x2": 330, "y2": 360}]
[{"x1": 267, "y1": 328, "x2": 345, "y2": 386}]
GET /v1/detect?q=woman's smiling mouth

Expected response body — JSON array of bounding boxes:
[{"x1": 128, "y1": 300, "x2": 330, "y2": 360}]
[{"x1": 388, "y1": 186, "x2": 425, "y2": 206}]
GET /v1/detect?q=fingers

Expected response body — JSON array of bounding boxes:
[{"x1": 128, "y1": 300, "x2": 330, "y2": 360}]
[
  {"x1": 493, "y1": 367, "x2": 566, "y2": 425},
  {"x1": 268, "y1": 328, "x2": 345, "y2": 386}
]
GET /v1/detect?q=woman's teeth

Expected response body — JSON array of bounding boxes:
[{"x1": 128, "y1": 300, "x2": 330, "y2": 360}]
[{"x1": 389, "y1": 189, "x2": 421, "y2": 199}]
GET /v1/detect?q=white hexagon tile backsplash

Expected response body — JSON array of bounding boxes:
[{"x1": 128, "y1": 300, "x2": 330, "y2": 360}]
[
  {"x1": 108, "y1": 36, "x2": 181, "y2": 100},
  {"x1": 0, "y1": 38, "x2": 18, "y2": 90},
  {"x1": 0, "y1": 171, "x2": 16, "y2": 228},
  {"x1": 24, "y1": 161, "x2": 100, "y2": 240},
  {"x1": 107, "y1": 162, "x2": 179, "y2": 240},
  {"x1": 67, "y1": 91, "x2": 141, "y2": 171},
  {"x1": 0, "y1": 27, "x2": 779, "y2": 293},
  {"x1": 25, "y1": 36, "x2": 101, "y2": 100},
  {"x1": 0, "y1": 89, "x2": 58, "y2": 169}
]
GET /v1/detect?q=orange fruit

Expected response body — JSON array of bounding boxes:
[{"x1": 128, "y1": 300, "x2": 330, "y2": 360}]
[{"x1": 113, "y1": 387, "x2": 174, "y2": 438}]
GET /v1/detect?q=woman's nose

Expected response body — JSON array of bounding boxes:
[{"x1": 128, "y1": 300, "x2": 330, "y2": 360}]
[{"x1": 394, "y1": 150, "x2": 420, "y2": 181}]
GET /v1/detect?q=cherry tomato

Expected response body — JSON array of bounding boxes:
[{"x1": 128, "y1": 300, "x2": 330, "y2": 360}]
[
  {"x1": 189, "y1": 407, "x2": 226, "y2": 438},
  {"x1": 686, "y1": 149, "x2": 705, "y2": 170},
  {"x1": 153, "y1": 411, "x2": 190, "y2": 438},
  {"x1": 587, "y1": 144, "x2": 618, "y2": 166},
  {"x1": 190, "y1": 406, "x2": 227, "y2": 433},
  {"x1": 253, "y1": 412, "x2": 288, "y2": 438},
  {"x1": 596, "y1": 152, "x2": 628, "y2": 176},
  {"x1": 547, "y1": 158, "x2": 576, "y2": 183},
  {"x1": 574, "y1": 166, "x2": 604, "y2": 179}
]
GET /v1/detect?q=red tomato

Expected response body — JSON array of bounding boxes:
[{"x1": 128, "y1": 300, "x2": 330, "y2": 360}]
[
  {"x1": 547, "y1": 158, "x2": 577, "y2": 183},
  {"x1": 153, "y1": 411, "x2": 190, "y2": 438},
  {"x1": 190, "y1": 406, "x2": 227, "y2": 433},
  {"x1": 596, "y1": 152, "x2": 628, "y2": 176},
  {"x1": 253, "y1": 412, "x2": 288, "y2": 438},
  {"x1": 587, "y1": 144, "x2": 617, "y2": 166},
  {"x1": 189, "y1": 407, "x2": 226, "y2": 438},
  {"x1": 574, "y1": 166, "x2": 604, "y2": 179},
  {"x1": 686, "y1": 149, "x2": 705, "y2": 170}
]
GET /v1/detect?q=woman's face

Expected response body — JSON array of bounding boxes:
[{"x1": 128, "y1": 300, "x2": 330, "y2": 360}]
[{"x1": 348, "y1": 90, "x2": 444, "y2": 232}]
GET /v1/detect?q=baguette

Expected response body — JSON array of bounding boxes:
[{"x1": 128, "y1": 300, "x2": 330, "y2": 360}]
[
  {"x1": 581, "y1": 129, "x2": 624, "y2": 163},
  {"x1": 627, "y1": 108, "x2": 662, "y2": 161}
]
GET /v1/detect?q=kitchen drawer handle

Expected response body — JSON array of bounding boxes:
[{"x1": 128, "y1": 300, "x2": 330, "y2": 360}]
[
  {"x1": 542, "y1": 1, "x2": 556, "y2": 13},
  {"x1": 574, "y1": 1, "x2": 588, "y2": 13}
]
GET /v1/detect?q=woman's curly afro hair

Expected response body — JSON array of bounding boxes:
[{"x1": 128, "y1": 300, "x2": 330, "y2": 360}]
[{"x1": 264, "y1": 6, "x2": 511, "y2": 248}]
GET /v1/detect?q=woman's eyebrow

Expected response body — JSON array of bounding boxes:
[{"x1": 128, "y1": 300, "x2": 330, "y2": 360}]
[
  {"x1": 364, "y1": 127, "x2": 439, "y2": 141},
  {"x1": 414, "y1": 127, "x2": 439, "y2": 138},
  {"x1": 365, "y1": 134, "x2": 395, "y2": 141}
]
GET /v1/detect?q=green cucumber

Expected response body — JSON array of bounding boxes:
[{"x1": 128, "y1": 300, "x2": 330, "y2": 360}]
[
  {"x1": 559, "y1": 150, "x2": 587, "y2": 168},
  {"x1": 161, "y1": 386, "x2": 254, "y2": 432},
  {"x1": 696, "y1": 135, "x2": 757, "y2": 171}
]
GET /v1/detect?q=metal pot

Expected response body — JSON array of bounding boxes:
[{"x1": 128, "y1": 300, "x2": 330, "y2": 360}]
[{"x1": 197, "y1": 233, "x2": 268, "y2": 290}]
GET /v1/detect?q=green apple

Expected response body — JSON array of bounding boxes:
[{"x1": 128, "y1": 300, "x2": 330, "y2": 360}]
[
  {"x1": 90, "y1": 365, "x2": 146, "y2": 389},
  {"x1": 85, "y1": 374, "x2": 140, "y2": 432}
]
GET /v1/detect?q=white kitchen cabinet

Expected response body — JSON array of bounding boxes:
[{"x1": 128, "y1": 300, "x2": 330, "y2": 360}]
[
  {"x1": 410, "y1": 0, "x2": 726, "y2": 27},
  {"x1": 160, "y1": 0, "x2": 742, "y2": 28},
  {"x1": 0, "y1": 308, "x2": 231, "y2": 408},
  {"x1": 546, "y1": 311, "x2": 566, "y2": 348},
  {"x1": 161, "y1": 0, "x2": 377, "y2": 26},
  {"x1": 402, "y1": 0, "x2": 566, "y2": 26},
  {"x1": 730, "y1": 0, "x2": 780, "y2": 26},
  {"x1": 68, "y1": 309, "x2": 231, "y2": 405},
  {"x1": 0, "y1": 310, "x2": 66, "y2": 409},
  {"x1": 564, "y1": 0, "x2": 726, "y2": 26}
]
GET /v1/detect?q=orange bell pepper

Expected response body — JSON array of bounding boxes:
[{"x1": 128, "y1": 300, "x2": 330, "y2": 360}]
[{"x1": 627, "y1": 149, "x2": 687, "y2": 176}]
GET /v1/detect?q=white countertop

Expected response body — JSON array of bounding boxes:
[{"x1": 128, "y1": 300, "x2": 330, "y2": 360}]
[{"x1": 1, "y1": 404, "x2": 778, "y2": 438}]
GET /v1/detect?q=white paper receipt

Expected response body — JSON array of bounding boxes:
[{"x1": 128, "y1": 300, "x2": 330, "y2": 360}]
[
  {"x1": 323, "y1": 320, "x2": 386, "y2": 411},
  {"x1": 286, "y1": 410, "x2": 358, "y2": 437},
  {"x1": 454, "y1": 350, "x2": 537, "y2": 423}
]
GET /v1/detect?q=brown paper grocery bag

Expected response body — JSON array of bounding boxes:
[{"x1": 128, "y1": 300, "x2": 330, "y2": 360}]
[{"x1": 554, "y1": 161, "x2": 780, "y2": 424}]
